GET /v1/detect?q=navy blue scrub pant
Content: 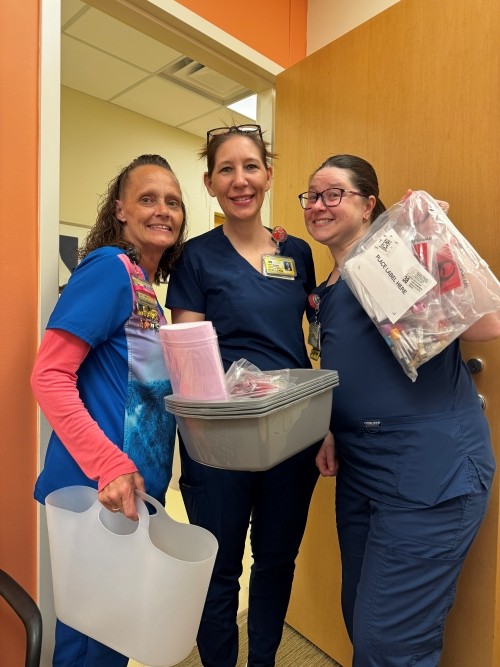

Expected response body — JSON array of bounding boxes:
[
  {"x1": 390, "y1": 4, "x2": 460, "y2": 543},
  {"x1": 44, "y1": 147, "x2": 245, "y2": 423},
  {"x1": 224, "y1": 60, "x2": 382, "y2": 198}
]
[
  {"x1": 336, "y1": 475, "x2": 492, "y2": 667},
  {"x1": 179, "y1": 437, "x2": 320, "y2": 667}
]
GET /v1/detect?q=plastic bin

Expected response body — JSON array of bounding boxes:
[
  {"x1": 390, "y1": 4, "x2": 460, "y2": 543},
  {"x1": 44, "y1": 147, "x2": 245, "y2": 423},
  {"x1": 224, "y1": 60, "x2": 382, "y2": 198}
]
[{"x1": 166, "y1": 369, "x2": 339, "y2": 471}]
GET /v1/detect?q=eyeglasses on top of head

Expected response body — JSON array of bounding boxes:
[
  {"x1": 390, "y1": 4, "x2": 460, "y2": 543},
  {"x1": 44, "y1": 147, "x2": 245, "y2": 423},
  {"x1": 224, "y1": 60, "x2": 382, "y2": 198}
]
[
  {"x1": 206, "y1": 124, "x2": 263, "y2": 145},
  {"x1": 297, "y1": 187, "x2": 367, "y2": 210}
]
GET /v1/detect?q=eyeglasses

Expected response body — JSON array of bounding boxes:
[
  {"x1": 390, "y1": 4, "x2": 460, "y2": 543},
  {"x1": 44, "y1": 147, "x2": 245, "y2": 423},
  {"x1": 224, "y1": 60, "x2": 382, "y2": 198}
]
[
  {"x1": 298, "y1": 188, "x2": 367, "y2": 210},
  {"x1": 206, "y1": 124, "x2": 263, "y2": 145}
]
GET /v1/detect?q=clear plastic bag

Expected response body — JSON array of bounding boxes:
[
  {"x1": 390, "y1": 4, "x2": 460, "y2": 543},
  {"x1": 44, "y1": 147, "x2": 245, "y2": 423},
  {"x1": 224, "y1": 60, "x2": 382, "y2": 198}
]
[
  {"x1": 341, "y1": 190, "x2": 500, "y2": 381},
  {"x1": 225, "y1": 359, "x2": 294, "y2": 398}
]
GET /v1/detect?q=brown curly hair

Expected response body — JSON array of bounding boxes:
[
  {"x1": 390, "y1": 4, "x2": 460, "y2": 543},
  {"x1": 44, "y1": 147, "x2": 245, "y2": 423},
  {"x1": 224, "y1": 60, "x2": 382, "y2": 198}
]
[{"x1": 78, "y1": 154, "x2": 187, "y2": 284}]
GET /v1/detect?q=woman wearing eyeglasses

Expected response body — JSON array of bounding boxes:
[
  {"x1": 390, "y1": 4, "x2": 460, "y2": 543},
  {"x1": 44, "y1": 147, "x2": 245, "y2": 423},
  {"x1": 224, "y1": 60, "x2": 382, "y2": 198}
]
[
  {"x1": 301, "y1": 154, "x2": 500, "y2": 666},
  {"x1": 166, "y1": 125, "x2": 320, "y2": 667}
]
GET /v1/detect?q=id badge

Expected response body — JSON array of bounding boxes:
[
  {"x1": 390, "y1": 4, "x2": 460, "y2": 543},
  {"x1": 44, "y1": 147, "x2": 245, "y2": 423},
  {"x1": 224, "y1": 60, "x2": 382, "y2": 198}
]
[
  {"x1": 262, "y1": 254, "x2": 297, "y2": 280},
  {"x1": 308, "y1": 321, "x2": 321, "y2": 348},
  {"x1": 308, "y1": 321, "x2": 321, "y2": 360}
]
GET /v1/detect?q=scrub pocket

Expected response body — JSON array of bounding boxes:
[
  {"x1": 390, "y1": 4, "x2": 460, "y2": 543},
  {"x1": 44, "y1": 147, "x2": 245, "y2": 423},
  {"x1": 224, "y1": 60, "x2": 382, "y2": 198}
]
[
  {"x1": 339, "y1": 412, "x2": 490, "y2": 506},
  {"x1": 354, "y1": 489, "x2": 492, "y2": 660}
]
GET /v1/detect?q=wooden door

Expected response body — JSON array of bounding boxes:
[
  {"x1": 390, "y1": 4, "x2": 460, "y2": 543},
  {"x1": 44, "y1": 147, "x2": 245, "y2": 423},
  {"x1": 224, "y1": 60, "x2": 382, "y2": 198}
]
[{"x1": 273, "y1": 0, "x2": 500, "y2": 665}]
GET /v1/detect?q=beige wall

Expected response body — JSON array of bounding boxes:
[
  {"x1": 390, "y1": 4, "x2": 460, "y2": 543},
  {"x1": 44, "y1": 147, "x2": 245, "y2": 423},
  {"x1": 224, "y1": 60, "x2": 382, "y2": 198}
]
[
  {"x1": 61, "y1": 86, "x2": 211, "y2": 238},
  {"x1": 60, "y1": 86, "x2": 224, "y2": 306}
]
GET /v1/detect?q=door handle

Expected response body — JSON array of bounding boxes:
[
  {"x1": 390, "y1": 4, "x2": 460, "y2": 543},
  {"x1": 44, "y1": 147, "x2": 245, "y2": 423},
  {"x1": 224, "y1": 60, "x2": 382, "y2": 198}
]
[
  {"x1": 478, "y1": 394, "x2": 487, "y2": 411},
  {"x1": 467, "y1": 358, "x2": 485, "y2": 374}
]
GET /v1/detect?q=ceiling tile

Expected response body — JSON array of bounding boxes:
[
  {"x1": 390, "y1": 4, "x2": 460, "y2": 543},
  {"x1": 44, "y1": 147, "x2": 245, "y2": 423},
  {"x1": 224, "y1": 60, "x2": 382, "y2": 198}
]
[
  {"x1": 61, "y1": 0, "x2": 87, "y2": 27},
  {"x1": 112, "y1": 76, "x2": 221, "y2": 127},
  {"x1": 65, "y1": 7, "x2": 182, "y2": 73},
  {"x1": 178, "y1": 109, "x2": 254, "y2": 138},
  {"x1": 60, "y1": 4, "x2": 260, "y2": 136},
  {"x1": 61, "y1": 35, "x2": 150, "y2": 100}
]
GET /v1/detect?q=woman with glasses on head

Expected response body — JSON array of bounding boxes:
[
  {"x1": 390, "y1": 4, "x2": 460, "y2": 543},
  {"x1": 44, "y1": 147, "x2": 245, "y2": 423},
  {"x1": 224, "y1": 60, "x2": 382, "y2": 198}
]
[
  {"x1": 300, "y1": 154, "x2": 500, "y2": 666},
  {"x1": 32, "y1": 154, "x2": 187, "y2": 666},
  {"x1": 166, "y1": 125, "x2": 320, "y2": 667}
]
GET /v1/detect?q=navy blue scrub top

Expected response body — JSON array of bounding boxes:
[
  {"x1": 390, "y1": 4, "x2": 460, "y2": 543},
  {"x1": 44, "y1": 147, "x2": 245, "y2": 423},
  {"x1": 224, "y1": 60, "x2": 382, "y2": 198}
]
[
  {"x1": 166, "y1": 226, "x2": 316, "y2": 372},
  {"x1": 313, "y1": 277, "x2": 495, "y2": 507}
]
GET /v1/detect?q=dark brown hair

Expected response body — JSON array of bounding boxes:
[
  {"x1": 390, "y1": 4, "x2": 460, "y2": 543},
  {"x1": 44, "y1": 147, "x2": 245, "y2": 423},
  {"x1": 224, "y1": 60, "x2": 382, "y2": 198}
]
[
  {"x1": 312, "y1": 154, "x2": 386, "y2": 222},
  {"x1": 78, "y1": 154, "x2": 187, "y2": 283}
]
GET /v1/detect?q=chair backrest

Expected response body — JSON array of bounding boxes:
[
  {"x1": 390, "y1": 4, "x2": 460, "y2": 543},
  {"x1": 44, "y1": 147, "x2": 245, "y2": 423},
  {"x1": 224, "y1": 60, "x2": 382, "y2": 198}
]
[{"x1": 0, "y1": 569, "x2": 42, "y2": 667}]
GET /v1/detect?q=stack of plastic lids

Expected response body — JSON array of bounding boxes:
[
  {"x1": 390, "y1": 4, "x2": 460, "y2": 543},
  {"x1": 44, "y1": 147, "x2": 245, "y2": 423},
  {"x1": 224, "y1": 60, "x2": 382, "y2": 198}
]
[
  {"x1": 165, "y1": 369, "x2": 338, "y2": 416},
  {"x1": 165, "y1": 368, "x2": 339, "y2": 471}
]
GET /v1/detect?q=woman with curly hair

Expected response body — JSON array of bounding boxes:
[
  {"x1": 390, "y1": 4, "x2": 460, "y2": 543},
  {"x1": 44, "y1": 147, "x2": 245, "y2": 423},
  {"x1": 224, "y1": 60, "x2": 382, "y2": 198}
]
[{"x1": 32, "y1": 154, "x2": 187, "y2": 666}]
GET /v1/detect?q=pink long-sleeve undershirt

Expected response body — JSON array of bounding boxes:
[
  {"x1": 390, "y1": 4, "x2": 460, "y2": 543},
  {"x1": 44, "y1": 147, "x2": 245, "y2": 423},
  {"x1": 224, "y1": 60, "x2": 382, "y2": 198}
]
[{"x1": 31, "y1": 329, "x2": 138, "y2": 491}]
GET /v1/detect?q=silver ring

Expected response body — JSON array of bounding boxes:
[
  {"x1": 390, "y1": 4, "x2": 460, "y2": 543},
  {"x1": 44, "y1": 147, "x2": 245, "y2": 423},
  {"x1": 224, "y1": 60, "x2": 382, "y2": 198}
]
[{"x1": 110, "y1": 507, "x2": 120, "y2": 512}]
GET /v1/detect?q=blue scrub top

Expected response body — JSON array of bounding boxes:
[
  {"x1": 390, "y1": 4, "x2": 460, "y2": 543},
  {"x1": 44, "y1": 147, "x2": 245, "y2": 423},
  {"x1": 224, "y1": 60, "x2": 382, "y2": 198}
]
[
  {"x1": 166, "y1": 226, "x2": 316, "y2": 372},
  {"x1": 35, "y1": 247, "x2": 176, "y2": 504}
]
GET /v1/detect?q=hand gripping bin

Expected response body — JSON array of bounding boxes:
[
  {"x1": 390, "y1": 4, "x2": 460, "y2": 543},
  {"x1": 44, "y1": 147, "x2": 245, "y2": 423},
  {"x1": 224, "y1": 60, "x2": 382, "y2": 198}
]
[{"x1": 45, "y1": 486, "x2": 218, "y2": 666}]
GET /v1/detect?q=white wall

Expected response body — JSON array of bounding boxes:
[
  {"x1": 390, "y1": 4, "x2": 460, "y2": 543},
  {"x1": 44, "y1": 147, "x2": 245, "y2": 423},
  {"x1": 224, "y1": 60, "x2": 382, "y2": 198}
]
[{"x1": 307, "y1": 0, "x2": 401, "y2": 54}]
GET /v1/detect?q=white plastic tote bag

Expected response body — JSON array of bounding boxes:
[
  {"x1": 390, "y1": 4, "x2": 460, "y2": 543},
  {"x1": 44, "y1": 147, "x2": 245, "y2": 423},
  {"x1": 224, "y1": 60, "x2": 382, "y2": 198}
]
[{"x1": 45, "y1": 485, "x2": 218, "y2": 666}]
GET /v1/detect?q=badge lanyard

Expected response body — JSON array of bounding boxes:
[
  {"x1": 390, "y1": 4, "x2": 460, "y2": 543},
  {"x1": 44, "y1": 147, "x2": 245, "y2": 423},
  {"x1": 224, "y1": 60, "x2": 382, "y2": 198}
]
[
  {"x1": 262, "y1": 226, "x2": 297, "y2": 280},
  {"x1": 308, "y1": 293, "x2": 321, "y2": 360},
  {"x1": 128, "y1": 261, "x2": 161, "y2": 333}
]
